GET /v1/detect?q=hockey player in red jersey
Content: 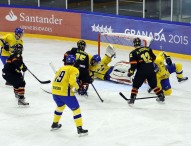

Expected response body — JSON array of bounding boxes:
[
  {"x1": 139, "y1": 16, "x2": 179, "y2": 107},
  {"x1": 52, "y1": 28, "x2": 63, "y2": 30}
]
[
  {"x1": 2, "y1": 44, "x2": 29, "y2": 106},
  {"x1": 127, "y1": 37, "x2": 165, "y2": 104}
]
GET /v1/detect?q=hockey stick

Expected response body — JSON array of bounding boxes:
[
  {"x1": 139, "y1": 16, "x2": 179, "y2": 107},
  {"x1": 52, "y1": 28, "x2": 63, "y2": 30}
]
[
  {"x1": 49, "y1": 63, "x2": 103, "y2": 102},
  {"x1": 91, "y1": 83, "x2": 104, "y2": 102},
  {"x1": 119, "y1": 92, "x2": 158, "y2": 101},
  {"x1": 27, "y1": 69, "x2": 51, "y2": 84},
  {"x1": 41, "y1": 88, "x2": 52, "y2": 94},
  {"x1": 49, "y1": 62, "x2": 57, "y2": 73}
]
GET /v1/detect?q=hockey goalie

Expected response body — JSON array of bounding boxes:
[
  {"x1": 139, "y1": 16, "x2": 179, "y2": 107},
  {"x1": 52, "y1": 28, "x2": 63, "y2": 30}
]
[{"x1": 89, "y1": 44, "x2": 133, "y2": 85}]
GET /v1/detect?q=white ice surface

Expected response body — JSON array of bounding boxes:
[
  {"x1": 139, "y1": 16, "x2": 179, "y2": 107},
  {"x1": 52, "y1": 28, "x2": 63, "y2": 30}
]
[{"x1": 0, "y1": 37, "x2": 191, "y2": 146}]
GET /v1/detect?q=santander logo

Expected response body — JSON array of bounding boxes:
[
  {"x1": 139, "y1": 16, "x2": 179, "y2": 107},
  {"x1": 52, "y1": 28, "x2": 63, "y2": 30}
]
[{"x1": 5, "y1": 9, "x2": 18, "y2": 21}]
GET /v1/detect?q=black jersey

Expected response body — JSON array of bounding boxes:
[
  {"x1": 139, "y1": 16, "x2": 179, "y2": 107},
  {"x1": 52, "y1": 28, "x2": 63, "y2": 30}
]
[
  {"x1": 2, "y1": 53, "x2": 26, "y2": 75},
  {"x1": 74, "y1": 50, "x2": 90, "y2": 70},
  {"x1": 129, "y1": 47, "x2": 156, "y2": 74}
]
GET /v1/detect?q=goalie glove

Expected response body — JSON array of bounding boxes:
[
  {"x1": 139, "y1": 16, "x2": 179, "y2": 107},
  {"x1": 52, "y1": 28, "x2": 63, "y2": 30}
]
[{"x1": 105, "y1": 44, "x2": 116, "y2": 58}]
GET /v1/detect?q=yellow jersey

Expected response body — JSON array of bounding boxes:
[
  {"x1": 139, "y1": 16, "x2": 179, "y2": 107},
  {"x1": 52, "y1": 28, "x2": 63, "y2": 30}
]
[
  {"x1": 52, "y1": 65, "x2": 79, "y2": 96},
  {"x1": 89, "y1": 55, "x2": 111, "y2": 80},
  {"x1": 155, "y1": 52, "x2": 170, "y2": 80},
  {"x1": 1, "y1": 33, "x2": 23, "y2": 56}
]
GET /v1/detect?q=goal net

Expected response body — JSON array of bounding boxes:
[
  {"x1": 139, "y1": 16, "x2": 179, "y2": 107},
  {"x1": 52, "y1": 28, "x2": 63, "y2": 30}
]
[{"x1": 98, "y1": 33, "x2": 153, "y2": 55}]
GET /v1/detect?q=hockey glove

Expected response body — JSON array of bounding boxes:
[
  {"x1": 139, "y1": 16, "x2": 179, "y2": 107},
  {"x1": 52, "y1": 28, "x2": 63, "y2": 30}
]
[
  {"x1": 163, "y1": 53, "x2": 172, "y2": 66},
  {"x1": 78, "y1": 88, "x2": 87, "y2": 95},
  {"x1": 3, "y1": 43, "x2": 9, "y2": 51},
  {"x1": 127, "y1": 69, "x2": 134, "y2": 77},
  {"x1": 165, "y1": 56, "x2": 172, "y2": 66},
  {"x1": 78, "y1": 83, "x2": 89, "y2": 95},
  {"x1": 22, "y1": 64, "x2": 28, "y2": 72}
]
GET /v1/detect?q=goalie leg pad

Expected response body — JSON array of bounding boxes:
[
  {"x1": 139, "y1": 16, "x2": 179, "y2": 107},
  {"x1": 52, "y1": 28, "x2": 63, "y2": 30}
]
[
  {"x1": 113, "y1": 61, "x2": 131, "y2": 73},
  {"x1": 109, "y1": 69, "x2": 133, "y2": 85}
]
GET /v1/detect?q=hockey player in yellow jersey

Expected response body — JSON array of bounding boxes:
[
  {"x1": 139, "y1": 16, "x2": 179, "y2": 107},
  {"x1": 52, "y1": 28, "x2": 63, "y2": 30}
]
[
  {"x1": 51, "y1": 55, "x2": 88, "y2": 136},
  {"x1": 0, "y1": 28, "x2": 24, "y2": 65},
  {"x1": 0, "y1": 28, "x2": 24, "y2": 85},
  {"x1": 148, "y1": 51, "x2": 188, "y2": 95},
  {"x1": 90, "y1": 44, "x2": 133, "y2": 85}
]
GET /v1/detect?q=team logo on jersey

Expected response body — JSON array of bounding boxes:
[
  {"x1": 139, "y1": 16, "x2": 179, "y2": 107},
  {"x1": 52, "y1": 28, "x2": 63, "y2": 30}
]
[
  {"x1": 5, "y1": 10, "x2": 18, "y2": 21},
  {"x1": 91, "y1": 24, "x2": 113, "y2": 33}
]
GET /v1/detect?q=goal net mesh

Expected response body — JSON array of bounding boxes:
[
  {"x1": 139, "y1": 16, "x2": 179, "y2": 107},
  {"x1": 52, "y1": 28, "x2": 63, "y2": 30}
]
[{"x1": 98, "y1": 33, "x2": 153, "y2": 55}]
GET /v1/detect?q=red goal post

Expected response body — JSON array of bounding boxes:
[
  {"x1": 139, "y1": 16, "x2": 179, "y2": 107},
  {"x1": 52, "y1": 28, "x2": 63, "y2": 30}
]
[{"x1": 97, "y1": 33, "x2": 153, "y2": 55}]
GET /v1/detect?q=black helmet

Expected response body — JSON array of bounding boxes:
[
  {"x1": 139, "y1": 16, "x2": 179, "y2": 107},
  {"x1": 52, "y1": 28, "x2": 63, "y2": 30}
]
[
  {"x1": 133, "y1": 37, "x2": 141, "y2": 47},
  {"x1": 12, "y1": 44, "x2": 23, "y2": 54},
  {"x1": 77, "y1": 40, "x2": 86, "y2": 51}
]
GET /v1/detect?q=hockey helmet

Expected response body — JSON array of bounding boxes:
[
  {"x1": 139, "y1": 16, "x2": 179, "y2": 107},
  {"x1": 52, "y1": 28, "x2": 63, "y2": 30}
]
[
  {"x1": 133, "y1": 37, "x2": 141, "y2": 47},
  {"x1": 77, "y1": 40, "x2": 86, "y2": 51},
  {"x1": 66, "y1": 55, "x2": 76, "y2": 65},
  {"x1": 70, "y1": 47, "x2": 78, "y2": 54},
  {"x1": 91, "y1": 54, "x2": 101, "y2": 66},
  {"x1": 15, "y1": 28, "x2": 24, "y2": 40}
]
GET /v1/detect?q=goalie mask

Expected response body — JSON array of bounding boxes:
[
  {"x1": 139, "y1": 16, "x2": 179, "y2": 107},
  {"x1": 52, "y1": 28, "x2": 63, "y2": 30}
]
[
  {"x1": 77, "y1": 40, "x2": 86, "y2": 51},
  {"x1": 133, "y1": 37, "x2": 141, "y2": 47},
  {"x1": 90, "y1": 54, "x2": 101, "y2": 66}
]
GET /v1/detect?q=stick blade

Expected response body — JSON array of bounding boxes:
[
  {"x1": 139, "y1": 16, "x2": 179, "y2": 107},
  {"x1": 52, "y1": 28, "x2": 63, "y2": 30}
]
[
  {"x1": 40, "y1": 80, "x2": 51, "y2": 84},
  {"x1": 119, "y1": 92, "x2": 129, "y2": 101}
]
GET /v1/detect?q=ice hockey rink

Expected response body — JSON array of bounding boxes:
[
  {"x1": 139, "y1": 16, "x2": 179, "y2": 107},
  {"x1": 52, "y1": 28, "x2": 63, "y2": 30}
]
[{"x1": 0, "y1": 37, "x2": 191, "y2": 146}]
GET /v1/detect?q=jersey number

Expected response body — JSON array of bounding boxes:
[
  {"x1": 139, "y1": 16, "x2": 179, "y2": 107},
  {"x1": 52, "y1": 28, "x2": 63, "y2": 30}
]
[
  {"x1": 55, "y1": 71, "x2": 65, "y2": 82},
  {"x1": 141, "y1": 52, "x2": 152, "y2": 63},
  {"x1": 76, "y1": 53, "x2": 86, "y2": 61}
]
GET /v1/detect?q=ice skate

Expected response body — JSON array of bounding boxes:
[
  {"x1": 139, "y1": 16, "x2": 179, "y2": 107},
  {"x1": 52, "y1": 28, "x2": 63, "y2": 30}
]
[
  {"x1": 178, "y1": 77, "x2": 188, "y2": 83},
  {"x1": 156, "y1": 93, "x2": 165, "y2": 103},
  {"x1": 128, "y1": 98, "x2": 135, "y2": 104},
  {"x1": 77, "y1": 126, "x2": 88, "y2": 137},
  {"x1": 51, "y1": 122, "x2": 62, "y2": 131},
  {"x1": 5, "y1": 81, "x2": 12, "y2": 86},
  {"x1": 128, "y1": 95, "x2": 136, "y2": 105},
  {"x1": 18, "y1": 98, "x2": 29, "y2": 106}
]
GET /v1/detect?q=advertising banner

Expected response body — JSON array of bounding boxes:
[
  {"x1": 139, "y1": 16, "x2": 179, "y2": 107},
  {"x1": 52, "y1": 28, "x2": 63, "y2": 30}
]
[
  {"x1": 82, "y1": 14, "x2": 191, "y2": 55},
  {"x1": 0, "y1": 7, "x2": 81, "y2": 38}
]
